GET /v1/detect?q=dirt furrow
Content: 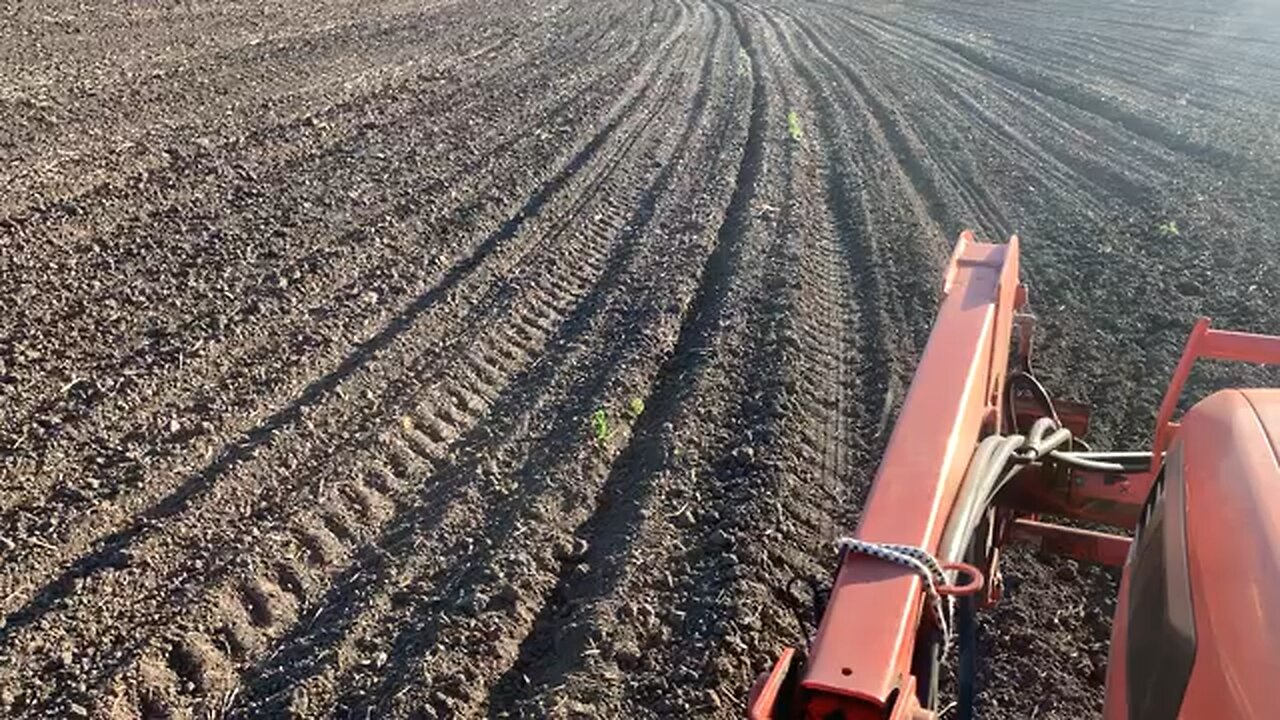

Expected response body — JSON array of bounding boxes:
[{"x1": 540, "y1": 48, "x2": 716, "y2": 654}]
[
  {"x1": 0, "y1": 9, "x2": 703, "y2": 715},
  {"x1": 0, "y1": 0, "x2": 566, "y2": 212},
  {"x1": 777, "y1": 0, "x2": 1229, "y2": 442},
  {"x1": 472, "y1": 5, "x2": 791, "y2": 716},
  {"x1": 0, "y1": 2, "x2": 632, "y2": 330},
  {"x1": 222, "y1": 14, "x2": 751, "y2": 718},
  {"x1": 614, "y1": 9, "x2": 895, "y2": 713},
  {"x1": 125, "y1": 76, "x2": 687, "y2": 709},
  {"x1": 796, "y1": 6, "x2": 1139, "y2": 216},
  {"x1": 0, "y1": 0, "x2": 681, "y2": 631},
  {"x1": 7, "y1": 0, "x2": 1280, "y2": 718},
  {"x1": 843, "y1": 1, "x2": 1271, "y2": 166},
  {"x1": 775, "y1": 9, "x2": 995, "y2": 241},
  {"x1": 0, "y1": 1, "x2": 641, "y2": 439},
  {"x1": 769, "y1": 10, "x2": 944, "y2": 362}
]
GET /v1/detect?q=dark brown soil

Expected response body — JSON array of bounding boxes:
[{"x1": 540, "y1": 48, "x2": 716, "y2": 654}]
[{"x1": 3, "y1": 0, "x2": 1280, "y2": 717}]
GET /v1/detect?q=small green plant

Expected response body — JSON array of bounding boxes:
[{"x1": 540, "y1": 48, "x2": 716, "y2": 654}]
[
  {"x1": 626, "y1": 397, "x2": 645, "y2": 419},
  {"x1": 590, "y1": 408, "x2": 610, "y2": 446},
  {"x1": 786, "y1": 111, "x2": 804, "y2": 142},
  {"x1": 1156, "y1": 220, "x2": 1180, "y2": 238}
]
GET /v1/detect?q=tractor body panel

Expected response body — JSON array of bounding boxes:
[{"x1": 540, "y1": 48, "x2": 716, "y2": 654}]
[{"x1": 1107, "y1": 389, "x2": 1280, "y2": 719}]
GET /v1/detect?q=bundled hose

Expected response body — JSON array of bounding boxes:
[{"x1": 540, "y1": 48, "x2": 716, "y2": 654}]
[
  {"x1": 939, "y1": 378, "x2": 1075, "y2": 720},
  {"x1": 938, "y1": 418, "x2": 1071, "y2": 565}
]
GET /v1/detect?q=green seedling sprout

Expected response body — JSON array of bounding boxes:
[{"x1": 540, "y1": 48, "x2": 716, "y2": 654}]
[
  {"x1": 626, "y1": 397, "x2": 645, "y2": 419},
  {"x1": 787, "y1": 111, "x2": 804, "y2": 142},
  {"x1": 590, "y1": 408, "x2": 610, "y2": 447}
]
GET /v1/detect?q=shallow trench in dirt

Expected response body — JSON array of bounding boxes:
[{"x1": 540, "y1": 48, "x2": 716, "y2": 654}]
[{"x1": 3, "y1": 0, "x2": 1280, "y2": 717}]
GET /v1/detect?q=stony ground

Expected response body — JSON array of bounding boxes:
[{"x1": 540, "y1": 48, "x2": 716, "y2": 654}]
[{"x1": 3, "y1": 0, "x2": 1280, "y2": 717}]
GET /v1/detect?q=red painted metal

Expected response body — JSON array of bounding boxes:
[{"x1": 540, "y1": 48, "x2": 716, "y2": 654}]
[
  {"x1": 937, "y1": 561, "x2": 984, "y2": 597},
  {"x1": 747, "y1": 648, "x2": 795, "y2": 720},
  {"x1": 1149, "y1": 389, "x2": 1280, "y2": 719},
  {"x1": 799, "y1": 233, "x2": 1021, "y2": 715},
  {"x1": 998, "y1": 464, "x2": 1154, "y2": 528},
  {"x1": 749, "y1": 235, "x2": 1280, "y2": 719},
  {"x1": 1151, "y1": 319, "x2": 1280, "y2": 472},
  {"x1": 1102, "y1": 554, "x2": 1132, "y2": 720},
  {"x1": 1106, "y1": 389, "x2": 1280, "y2": 719},
  {"x1": 1007, "y1": 517, "x2": 1132, "y2": 567},
  {"x1": 889, "y1": 676, "x2": 932, "y2": 720}
]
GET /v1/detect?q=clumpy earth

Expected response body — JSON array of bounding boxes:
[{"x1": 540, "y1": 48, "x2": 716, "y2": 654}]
[{"x1": 3, "y1": 0, "x2": 1280, "y2": 716}]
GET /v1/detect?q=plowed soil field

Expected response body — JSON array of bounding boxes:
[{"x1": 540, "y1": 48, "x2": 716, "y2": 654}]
[{"x1": 4, "y1": 0, "x2": 1280, "y2": 717}]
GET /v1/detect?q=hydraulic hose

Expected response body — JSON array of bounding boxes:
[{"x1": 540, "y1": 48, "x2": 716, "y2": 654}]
[
  {"x1": 1046, "y1": 450, "x2": 1148, "y2": 473},
  {"x1": 939, "y1": 368, "x2": 1154, "y2": 719},
  {"x1": 938, "y1": 422, "x2": 1070, "y2": 720}
]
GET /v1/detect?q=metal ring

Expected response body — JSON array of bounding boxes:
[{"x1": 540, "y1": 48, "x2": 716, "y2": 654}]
[{"x1": 937, "y1": 561, "x2": 985, "y2": 597}]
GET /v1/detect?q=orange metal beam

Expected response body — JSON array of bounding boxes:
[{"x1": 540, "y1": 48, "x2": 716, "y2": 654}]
[
  {"x1": 997, "y1": 465, "x2": 1153, "y2": 529},
  {"x1": 1007, "y1": 518, "x2": 1132, "y2": 568},
  {"x1": 800, "y1": 233, "x2": 1020, "y2": 716},
  {"x1": 1152, "y1": 320, "x2": 1280, "y2": 472}
]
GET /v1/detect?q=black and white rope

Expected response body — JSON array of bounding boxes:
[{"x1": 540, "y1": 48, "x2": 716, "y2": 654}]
[{"x1": 834, "y1": 537, "x2": 955, "y2": 653}]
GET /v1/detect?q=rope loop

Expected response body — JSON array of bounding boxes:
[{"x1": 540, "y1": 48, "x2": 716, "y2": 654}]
[{"x1": 835, "y1": 537, "x2": 956, "y2": 654}]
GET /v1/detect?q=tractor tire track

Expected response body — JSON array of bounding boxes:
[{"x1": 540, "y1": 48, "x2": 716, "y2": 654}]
[
  {"x1": 0, "y1": 0, "x2": 680, "y2": 628},
  {"x1": 7, "y1": 0, "x2": 1280, "y2": 718},
  {"x1": 0, "y1": 0, "x2": 649, "y2": 493},
  {"x1": 220, "y1": 11, "x2": 747, "y2": 717},
  {"x1": 480, "y1": 3, "x2": 779, "y2": 715},
  {"x1": 0, "y1": 9, "x2": 701, "y2": 716}
]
